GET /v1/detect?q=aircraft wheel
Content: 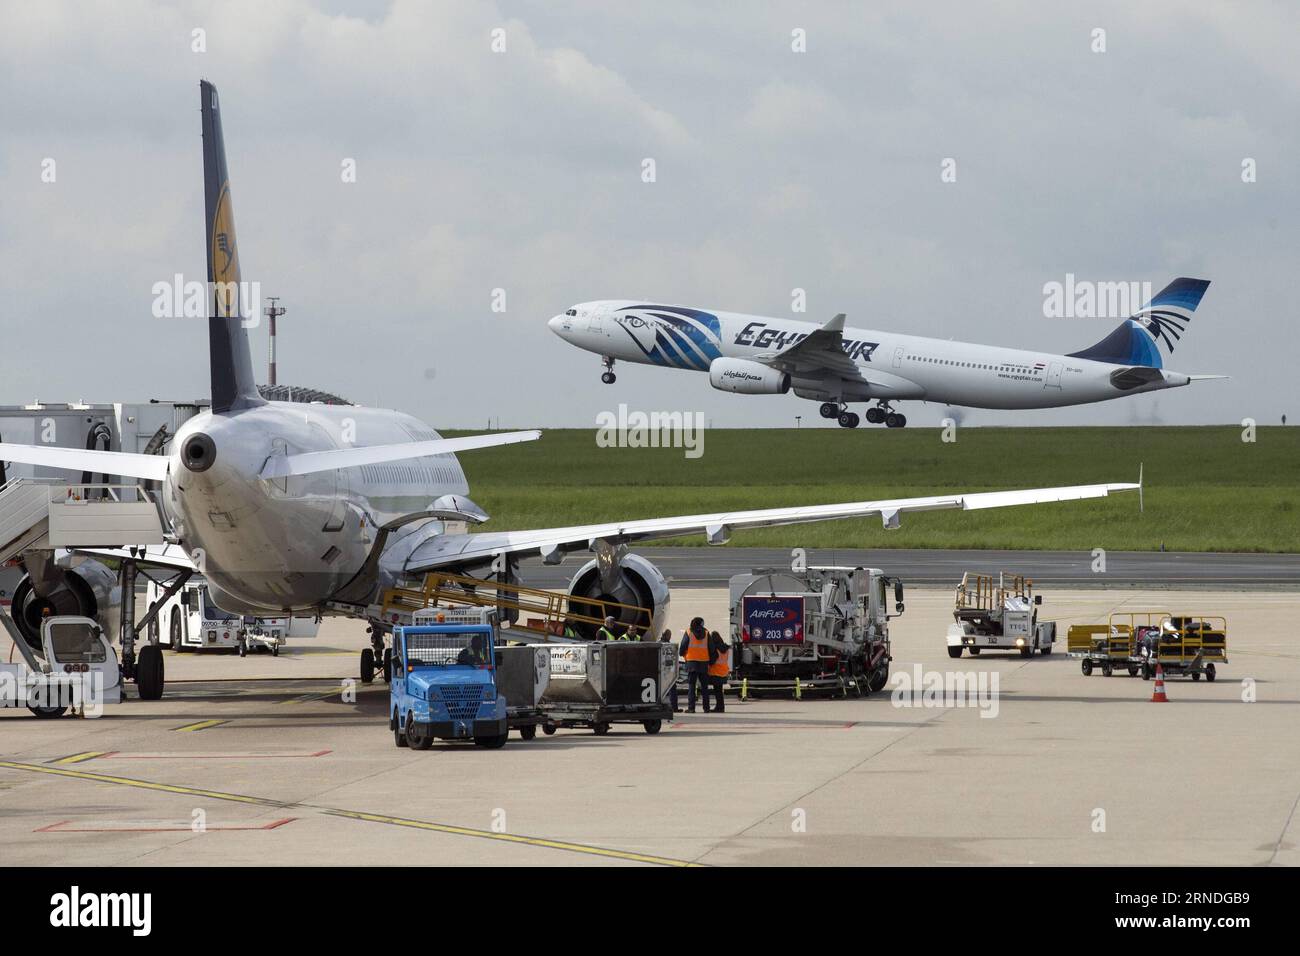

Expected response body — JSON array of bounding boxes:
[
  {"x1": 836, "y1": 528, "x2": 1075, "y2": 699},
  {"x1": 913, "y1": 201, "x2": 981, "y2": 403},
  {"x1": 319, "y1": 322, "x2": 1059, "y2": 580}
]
[
  {"x1": 865, "y1": 406, "x2": 885, "y2": 424},
  {"x1": 601, "y1": 371, "x2": 616, "y2": 384},
  {"x1": 819, "y1": 402, "x2": 839, "y2": 419},
  {"x1": 360, "y1": 647, "x2": 375, "y2": 684},
  {"x1": 885, "y1": 412, "x2": 902, "y2": 428},
  {"x1": 137, "y1": 644, "x2": 165, "y2": 700},
  {"x1": 837, "y1": 411, "x2": 860, "y2": 428},
  {"x1": 895, "y1": 413, "x2": 907, "y2": 428}
]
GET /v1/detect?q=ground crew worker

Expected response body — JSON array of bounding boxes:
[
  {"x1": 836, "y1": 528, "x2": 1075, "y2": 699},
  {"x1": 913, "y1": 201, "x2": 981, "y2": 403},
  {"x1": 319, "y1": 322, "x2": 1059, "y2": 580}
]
[
  {"x1": 707, "y1": 630, "x2": 730, "y2": 713},
  {"x1": 597, "y1": 616, "x2": 619, "y2": 641},
  {"x1": 679, "y1": 617, "x2": 712, "y2": 713},
  {"x1": 622, "y1": 624, "x2": 641, "y2": 641},
  {"x1": 660, "y1": 628, "x2": 680, "y2": 711}
]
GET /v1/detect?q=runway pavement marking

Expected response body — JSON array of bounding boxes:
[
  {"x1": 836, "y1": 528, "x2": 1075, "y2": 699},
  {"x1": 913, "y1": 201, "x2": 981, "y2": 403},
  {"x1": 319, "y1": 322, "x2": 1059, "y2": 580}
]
[
  {"x1": 36, "y1": 817, "x2": 297, "y2": 833},
  {"x1": 50, "y1": 751, "x2": 114, "y2": 765},
  {"x1": 0, "y1": 760, "x2": 699, "y2": 867},
  {"x1": 173, "y1": 719, "x2": 228, "y2": 732}
]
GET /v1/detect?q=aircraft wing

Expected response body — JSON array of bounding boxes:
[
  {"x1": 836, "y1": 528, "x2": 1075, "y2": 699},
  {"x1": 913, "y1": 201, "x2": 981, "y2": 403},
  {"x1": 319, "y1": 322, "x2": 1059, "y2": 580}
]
[
  {"x1": 754, "y1": 312, "x2": 867, "y2": 382},
  {"x1": 402, "y1": 479, "x2": 1140, "y2": 573}
]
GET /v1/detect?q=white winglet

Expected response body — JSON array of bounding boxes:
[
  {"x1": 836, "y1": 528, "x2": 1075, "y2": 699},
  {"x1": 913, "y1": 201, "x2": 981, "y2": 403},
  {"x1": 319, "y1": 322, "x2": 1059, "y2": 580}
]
[{"x1": 259, "y1": 430, "x2": 542, "y2": 479}]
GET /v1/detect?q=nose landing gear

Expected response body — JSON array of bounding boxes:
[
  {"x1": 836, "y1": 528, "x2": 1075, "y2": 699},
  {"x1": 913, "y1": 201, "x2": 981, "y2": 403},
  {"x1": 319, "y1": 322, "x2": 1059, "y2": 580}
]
[{"x1": 600, "y1": 356, "x2": 616, "y2": 385}]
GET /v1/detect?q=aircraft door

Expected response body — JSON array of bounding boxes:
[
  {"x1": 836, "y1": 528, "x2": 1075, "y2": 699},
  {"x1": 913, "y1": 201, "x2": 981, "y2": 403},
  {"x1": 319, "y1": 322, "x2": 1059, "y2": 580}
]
[
  {"x1": 1045, "y1": 362, "x2": 1063, "y2": 388},
  {"x1": 586, "y1": 306, "x2": 604, "y2": 334},
  {"x1": 892, "y1": 346, "x2": 904, "y2": 368}
]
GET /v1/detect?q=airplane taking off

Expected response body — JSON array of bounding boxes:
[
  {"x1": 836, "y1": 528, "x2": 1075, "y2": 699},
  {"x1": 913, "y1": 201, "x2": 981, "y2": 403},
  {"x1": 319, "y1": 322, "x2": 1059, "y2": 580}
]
[
  {"x1": 0, "y1": 81, "x2": 1141, "y2": 699},
  {"x1": 548, "y1": 282, "x2": 1223, "y2": 427}
]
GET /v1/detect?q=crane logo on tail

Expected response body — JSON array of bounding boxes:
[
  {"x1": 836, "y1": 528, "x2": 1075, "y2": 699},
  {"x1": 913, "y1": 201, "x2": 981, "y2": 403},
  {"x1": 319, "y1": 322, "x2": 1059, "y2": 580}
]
[{"x1": 210, "y1": 182, "x2": 241, "y2": 318}]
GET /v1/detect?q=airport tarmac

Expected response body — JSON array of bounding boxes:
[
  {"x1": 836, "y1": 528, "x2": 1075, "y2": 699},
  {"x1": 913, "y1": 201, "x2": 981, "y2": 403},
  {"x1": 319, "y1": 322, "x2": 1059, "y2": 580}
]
[{"x1": 2, "y1": 588, "x2": 1298, "y2": 866}]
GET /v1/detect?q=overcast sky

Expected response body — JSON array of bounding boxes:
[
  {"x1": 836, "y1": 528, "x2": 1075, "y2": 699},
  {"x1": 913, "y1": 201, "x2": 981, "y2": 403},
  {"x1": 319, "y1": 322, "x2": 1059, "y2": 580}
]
[{"x1": 1, "y1": 0, "x2": 1295, "y2": 428}]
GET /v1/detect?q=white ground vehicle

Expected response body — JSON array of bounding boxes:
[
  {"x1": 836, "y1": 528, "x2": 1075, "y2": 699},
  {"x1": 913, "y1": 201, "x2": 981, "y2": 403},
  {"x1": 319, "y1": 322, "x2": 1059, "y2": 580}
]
[
  {"x1": 946, "y1": 571, "x2": 1056, "y2": 658},
  {"x1": 728, "y1": 566, "x2": 903, "y2": 696},
  {"x1": 1, "y1": 613, "x2": 122, "y2": 717},
  {"x1": 146, "y1": 579, "x2": 244, "y2": 653},
  {"x1": 240, "y1": 613, "x2": 320, "y2": 656}
]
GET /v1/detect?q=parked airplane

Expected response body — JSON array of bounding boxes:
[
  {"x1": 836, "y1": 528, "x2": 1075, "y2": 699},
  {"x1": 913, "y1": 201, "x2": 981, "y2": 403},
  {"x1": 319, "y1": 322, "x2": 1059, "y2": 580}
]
[
  {"x1": 0, "y1": 81, "x2": 1140, "y2": 700},
  {"x1": 548, "y1": 282, "x2": 1223, "y2": 427}
]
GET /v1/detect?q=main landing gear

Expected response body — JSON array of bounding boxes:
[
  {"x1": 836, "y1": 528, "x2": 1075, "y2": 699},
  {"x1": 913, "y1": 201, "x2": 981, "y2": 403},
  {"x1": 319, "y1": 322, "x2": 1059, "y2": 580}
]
[
  {"x1": 819, "y1": 401, "x2": 908, "y2": 428},
  {"x1": 600, "y1": 356, "x2": 616, "y2": 385}
]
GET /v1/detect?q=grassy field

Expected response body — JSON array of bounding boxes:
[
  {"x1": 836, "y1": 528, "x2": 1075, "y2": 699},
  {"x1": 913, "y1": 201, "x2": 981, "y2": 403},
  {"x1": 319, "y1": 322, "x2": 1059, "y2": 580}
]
[{"x1": 448, "y1": 427, "x2": 1300, "y2": 552}]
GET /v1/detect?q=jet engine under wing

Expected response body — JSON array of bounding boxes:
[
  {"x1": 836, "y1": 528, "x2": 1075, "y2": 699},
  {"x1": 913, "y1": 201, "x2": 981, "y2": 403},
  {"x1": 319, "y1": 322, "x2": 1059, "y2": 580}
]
[
  {"x1": 401, "y1": 479, "x2": 1140, "y2": 573},
  {"x1": 753, "y1": 312, "x2": 866, "y2": 382}
]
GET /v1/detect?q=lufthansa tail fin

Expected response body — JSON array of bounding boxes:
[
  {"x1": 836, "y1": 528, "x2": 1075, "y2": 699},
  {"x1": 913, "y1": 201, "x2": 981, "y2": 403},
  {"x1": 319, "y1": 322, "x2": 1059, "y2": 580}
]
[
  {"x1": 1067, "y1": 277, "x2": 1210, "y2": 368},
  {"x1": 200, "y1": 80, "x2": 264, "y2": 413}
]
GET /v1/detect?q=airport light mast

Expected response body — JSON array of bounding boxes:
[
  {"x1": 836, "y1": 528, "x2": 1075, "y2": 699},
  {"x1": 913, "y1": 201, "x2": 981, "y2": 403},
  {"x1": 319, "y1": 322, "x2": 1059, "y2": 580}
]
[{"x1": 264, "y1": 297, "x2": 287, "y2": 385}]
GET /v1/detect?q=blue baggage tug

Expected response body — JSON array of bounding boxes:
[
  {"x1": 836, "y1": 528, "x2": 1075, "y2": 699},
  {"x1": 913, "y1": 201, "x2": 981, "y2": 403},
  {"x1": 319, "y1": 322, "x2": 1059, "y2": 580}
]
[{"x1": 389, "y1": 617, "x2": 508, "y2": 750}]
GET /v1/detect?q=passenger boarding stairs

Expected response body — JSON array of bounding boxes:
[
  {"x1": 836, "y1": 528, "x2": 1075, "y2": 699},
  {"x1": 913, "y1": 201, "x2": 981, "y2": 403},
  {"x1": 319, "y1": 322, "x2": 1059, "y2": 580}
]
[{"x1": 0, "y1": 478, "x2": 166, "y2": 564}]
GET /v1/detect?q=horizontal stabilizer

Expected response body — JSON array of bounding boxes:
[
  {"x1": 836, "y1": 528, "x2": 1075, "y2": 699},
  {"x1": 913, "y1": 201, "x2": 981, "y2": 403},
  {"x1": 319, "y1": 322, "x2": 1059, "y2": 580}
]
[
  {"x1": 259, "y1": 430, "x2": 542, "y2": 479},
  {"x1": 0, "y1": 443, "x2": 170, "y2": 481}
]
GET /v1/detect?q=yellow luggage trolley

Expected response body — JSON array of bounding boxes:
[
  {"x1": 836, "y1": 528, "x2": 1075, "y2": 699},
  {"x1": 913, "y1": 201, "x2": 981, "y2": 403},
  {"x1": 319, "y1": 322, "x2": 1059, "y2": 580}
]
[
  {"x1": 1126, "y1": 613, "x2": 1228, "y2": 682},
  {"x1": 1066, "y1": 619, "x2": 1145, "y2": 677}
]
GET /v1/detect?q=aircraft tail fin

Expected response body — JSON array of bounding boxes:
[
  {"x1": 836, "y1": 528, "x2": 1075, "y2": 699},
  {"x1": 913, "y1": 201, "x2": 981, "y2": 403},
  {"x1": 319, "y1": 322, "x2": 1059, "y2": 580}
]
[
  {"x1": 1067, "y1": 277, "x2": 1210, "y2": 368},
  {"x1": 200, "y1": 80, "x2": 264, "y2": 413}
]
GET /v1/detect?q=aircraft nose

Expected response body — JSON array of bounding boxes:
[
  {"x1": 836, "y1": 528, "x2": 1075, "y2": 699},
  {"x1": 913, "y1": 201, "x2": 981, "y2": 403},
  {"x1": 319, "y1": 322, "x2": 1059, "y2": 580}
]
[{"x1": 547, "y1": 315, "x2": 568, "y2": 337}]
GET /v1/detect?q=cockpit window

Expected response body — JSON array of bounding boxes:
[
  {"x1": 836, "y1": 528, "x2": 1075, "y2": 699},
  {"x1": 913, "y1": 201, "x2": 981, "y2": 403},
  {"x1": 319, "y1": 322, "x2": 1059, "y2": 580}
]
[{"x1": 565, "y1": 309, "x2": 577, "y2": 316}]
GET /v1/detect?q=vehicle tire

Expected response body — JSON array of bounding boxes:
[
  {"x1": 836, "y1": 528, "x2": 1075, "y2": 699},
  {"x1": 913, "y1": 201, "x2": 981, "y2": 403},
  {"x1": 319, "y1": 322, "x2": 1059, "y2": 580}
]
[
  {"x1": 1101, "y1": 663, "x2": 1113, "y2": 677},
  {"x1": 969, "y1": 647, "x2": 981, "y2": 657},
  {"x1": 393, "y1": 710, "x2": 407, "y2": 748},
  {"x1": 592, "y1": 722, "x2": 611, "y2": 736},
  {"x1": 819, "y1": 402, "x2": 839, "y2": 419},
  {"x1": 271, "y1": 643, "x2": 279, "y2": 657},
  {"x1": 865, "y1": 406, "x2": 885, "y2": 424},
  {"x1": 360, "y1": 647, "x2": 375, "y2": 684},
  {"x1": 895, "y1": 413, "x2": 907, "y2": 428},
  {"x1": 381, "y1": 647, "x2": 392, "y2": 682},
  {"x1": 1081, "y1": 660, "x2": 1093, "y2": 676},
  {"x1": 1039, "y1": 645, "x2": 1051, "y2": 656},
  {"x1": 1205, "y1": 663, "x2": 1216, "y2": 683},
  {"x1": 519, "y1": 724, "x2": 537, "y2": 741},
  {"x1": 474, "y1": 734, "x2": 508, "y2": 749},
  {"x1": 838, "y1": 411, "x2": 860, "y2": 428},
  {"x1": 601, "y1": 371, "x2": 616, "y2": 385},
  {"x1": 169, "y1": 611, "x2": 185, "y2": 652},
  {"x1": 136, "y1": 644, "x2": 165, "y2": 701},
  {"x1": 148, "y1": 617, "x2": 159, "y2": 645},
  {"x1": 947, "y1": 646, "x2": 963, "y2": 659},
  {"x1": 643, "y1": 719, "x2": 662, "y2": 735},
  {"x1": 1020, "y1": 647, "x2": 1032, "y2": 658},
  {"x1": 868, "y1": 666, "x2": 889, "y2": 693},
  {"x1": 405, "y1": 711, "x2": 432, "y2": 750},
  {"x1": 1142, "y1": 664, "x2": 1152, "y2": 681},
  {"x1": 885, "y1": 412, "x2": 901, "y2": 428},
  {"x1": 1191, "y1": 671, "x2": 1201, "y2": 681},
  {"x1": 542, "y1": 722, "x2": 557, "y2": 736}
]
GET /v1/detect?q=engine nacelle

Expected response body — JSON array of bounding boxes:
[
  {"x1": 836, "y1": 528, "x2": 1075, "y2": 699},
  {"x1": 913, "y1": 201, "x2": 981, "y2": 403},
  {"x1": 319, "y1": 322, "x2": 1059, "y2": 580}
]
[
  {"x1": 708, "y1": 357, "x2": 790, "y2": 395},
  {"x1": 566, "y1": 553, "x2": 670, "y2": 640},
  {"x1": 9, "y1": 558, "x2": 120, "y2": 650}
]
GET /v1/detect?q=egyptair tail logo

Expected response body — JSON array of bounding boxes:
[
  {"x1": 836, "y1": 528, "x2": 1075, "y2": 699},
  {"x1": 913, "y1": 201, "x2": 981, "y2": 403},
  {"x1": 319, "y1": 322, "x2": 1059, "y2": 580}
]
[{"x1": 1131, "y1": 277, "x2": 1210, "y2": 354}]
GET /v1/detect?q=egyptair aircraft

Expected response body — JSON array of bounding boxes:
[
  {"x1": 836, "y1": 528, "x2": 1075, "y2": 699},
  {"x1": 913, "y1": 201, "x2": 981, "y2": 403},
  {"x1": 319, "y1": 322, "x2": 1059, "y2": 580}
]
[
  {"x1": 548, "y1": 279, "x2": 1224, "y2": 428},
  {"x1": 0, "y1": 81, "x2": 1140, "y2": 698}
]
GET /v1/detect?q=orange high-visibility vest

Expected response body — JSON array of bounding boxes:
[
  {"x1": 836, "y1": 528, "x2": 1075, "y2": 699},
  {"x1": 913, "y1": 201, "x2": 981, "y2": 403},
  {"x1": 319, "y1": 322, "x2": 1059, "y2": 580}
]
[
  {"x1": 708, "y1": 646, "x2": 731, "y2": 678},
  {"x1": 684, "y1": 631, "x2": 710, "y2": 661}
]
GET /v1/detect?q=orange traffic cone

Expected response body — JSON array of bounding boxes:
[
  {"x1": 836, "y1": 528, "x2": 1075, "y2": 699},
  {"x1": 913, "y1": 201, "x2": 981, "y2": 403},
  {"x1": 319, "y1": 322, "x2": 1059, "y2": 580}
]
[{"x1": 1150, "y1": 663, "x2": 1169, "y2": 703}]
